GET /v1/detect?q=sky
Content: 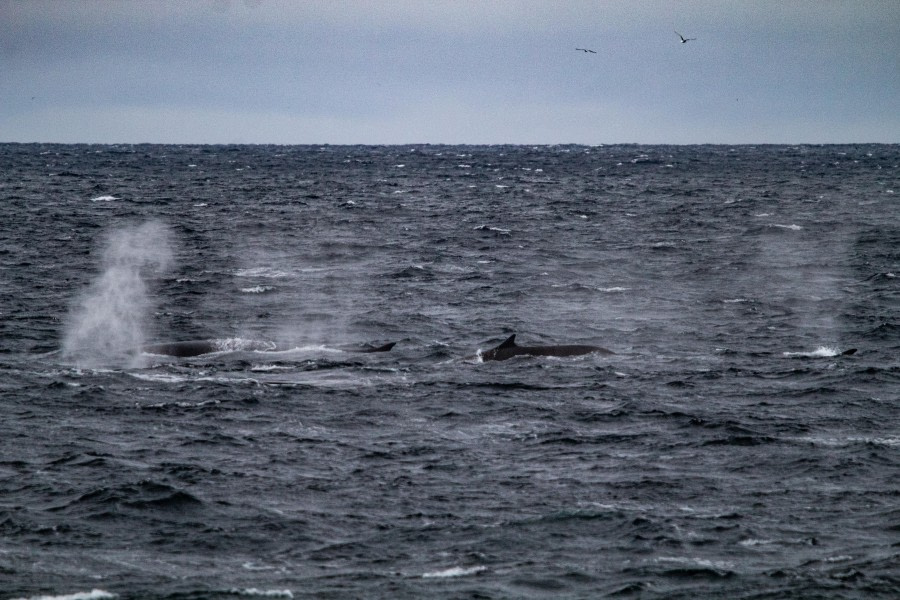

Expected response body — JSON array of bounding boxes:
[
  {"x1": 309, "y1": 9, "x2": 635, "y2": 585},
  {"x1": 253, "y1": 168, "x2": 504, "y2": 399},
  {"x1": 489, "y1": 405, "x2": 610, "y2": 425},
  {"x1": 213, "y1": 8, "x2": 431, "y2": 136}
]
[{"x1": 2, "y1": 0, "x2": 898, "y2": 145}]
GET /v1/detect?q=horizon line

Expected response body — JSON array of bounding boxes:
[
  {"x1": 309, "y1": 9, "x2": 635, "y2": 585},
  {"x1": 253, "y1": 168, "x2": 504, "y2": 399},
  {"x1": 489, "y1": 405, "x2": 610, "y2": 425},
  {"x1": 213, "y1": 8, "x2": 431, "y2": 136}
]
[{"x1": 2, "y1": 140, "x2": 898, "y2": 147}]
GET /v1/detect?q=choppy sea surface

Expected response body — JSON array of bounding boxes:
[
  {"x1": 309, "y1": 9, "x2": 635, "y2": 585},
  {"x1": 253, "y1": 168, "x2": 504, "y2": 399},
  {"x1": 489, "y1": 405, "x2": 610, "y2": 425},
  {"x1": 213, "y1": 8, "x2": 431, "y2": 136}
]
[{"x1": 1, "y1": 143, "x2": 897, "y2": 599}]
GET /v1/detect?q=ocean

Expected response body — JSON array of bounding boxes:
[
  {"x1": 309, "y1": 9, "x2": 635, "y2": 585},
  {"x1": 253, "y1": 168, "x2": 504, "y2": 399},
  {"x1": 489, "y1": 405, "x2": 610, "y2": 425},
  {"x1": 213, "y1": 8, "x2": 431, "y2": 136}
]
[{"x1": 1, "y1": 143, "x2": 897, "y2": 599}]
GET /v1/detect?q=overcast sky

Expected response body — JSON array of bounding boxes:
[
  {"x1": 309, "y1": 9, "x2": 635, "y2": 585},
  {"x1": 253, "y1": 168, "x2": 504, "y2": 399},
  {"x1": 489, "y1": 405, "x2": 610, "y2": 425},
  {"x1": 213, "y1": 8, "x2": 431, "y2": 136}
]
[{"x1": 2, "y1": 0, "x2": 898, "y2": 144}]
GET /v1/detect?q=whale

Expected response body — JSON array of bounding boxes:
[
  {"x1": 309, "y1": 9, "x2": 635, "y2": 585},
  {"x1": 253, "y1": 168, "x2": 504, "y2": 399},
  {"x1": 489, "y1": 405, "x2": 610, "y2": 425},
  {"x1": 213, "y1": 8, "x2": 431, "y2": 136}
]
[
  {"x1": 143, "y1": 340, "x2": 230, "y2": 357},
  {"x1": 142, "y1": 340, "x2": 396, "y2": 358},
  {"x1": 479, "y1": 334, "x2": 613, "y2": 362},
  {"x1": 350, "y1": 342, "x2": 397, "y2": 354}
]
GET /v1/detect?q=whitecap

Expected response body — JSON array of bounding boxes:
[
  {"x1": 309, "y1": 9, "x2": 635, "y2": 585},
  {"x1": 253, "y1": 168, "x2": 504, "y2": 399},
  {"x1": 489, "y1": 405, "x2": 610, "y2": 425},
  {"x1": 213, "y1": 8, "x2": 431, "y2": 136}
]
[
  {"x1": 241, "y1": 562, "x2": 277, "y2": 571},
  {"x1": 215, "y1": 338, "x2": 277, "y2": 352},
  {"x1": 798, "y1": 435, "x2": 900, "y2": 448},
  {"x1": 655, "y1": 556, "x2": 734, "y2": 571},
  {"x1": 848, "y1": 437, "x2": 900, "y2": 448},
  {"x1": 474, "y1": 225, "x2": 511, "y2": 235},
  {"x1": 12, "y1": 590, "x2": 116, "y2": 600},
  {"x1": 240, "y1": 285, "x2": 273, "y2": 294},
  {"x1": 90, "y1": 195, "x2": 119, "y2": 202},
  {"x1": 723, "y1": 298, "x2": 749, "y2": 303},
  {"x1": 422, "y1": 565, "x2": 487, "y2": 578},
  {"x1": 599, "y1": 286, "x2": 629, "y2": 293},
  {"x1": 227, "y1": 590, "x2": 293, "y2": 599},
  {"x1": 235, "y1": 267, "x2": 290, "y2": 279},
  {"x1": 130, "y1": 372, "x2": 191, "y2": 384},
  {"x1": 782, "y1": 346, "x2": 840, "y2": 358},
  {"x1": 771, "y1": 223, "x2": 802, "y2": 231},
  {"x1": 270, "y1": 345, "x2": 340, "y2": 355},
  {"x1": 144, "y1": 399, "x2": 222, "y2": 409},
  {"x1": 823, "y1": 555, "x2": 854, "y2": 563}
]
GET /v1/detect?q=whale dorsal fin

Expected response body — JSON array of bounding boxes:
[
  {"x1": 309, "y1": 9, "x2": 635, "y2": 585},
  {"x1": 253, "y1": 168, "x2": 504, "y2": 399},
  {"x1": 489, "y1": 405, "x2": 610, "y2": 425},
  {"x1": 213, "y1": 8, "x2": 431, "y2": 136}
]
[{"x1": 498, "y1": 334, "x2": 517, "y2": 349}]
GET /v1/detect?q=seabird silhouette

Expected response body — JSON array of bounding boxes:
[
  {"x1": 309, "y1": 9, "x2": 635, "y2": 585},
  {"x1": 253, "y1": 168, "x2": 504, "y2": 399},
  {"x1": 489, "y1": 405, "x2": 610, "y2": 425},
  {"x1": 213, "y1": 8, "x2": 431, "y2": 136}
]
[
  {"x1": 576, "y1": 47, "x2": 597, "y2": 54},
  {"x1": 675, "y1": 31, "x2": 696, "y2": 44}
]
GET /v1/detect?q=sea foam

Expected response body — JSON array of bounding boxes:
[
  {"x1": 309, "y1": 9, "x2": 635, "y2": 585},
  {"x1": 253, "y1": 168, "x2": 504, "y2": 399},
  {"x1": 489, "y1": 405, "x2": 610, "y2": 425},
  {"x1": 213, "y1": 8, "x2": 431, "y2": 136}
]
[
  {"x1": 11, "y1": 590, "x2": 116, "y2": 600},
  {"x1": 422, "y1": 565, "x2": 487, "y2": 578}
]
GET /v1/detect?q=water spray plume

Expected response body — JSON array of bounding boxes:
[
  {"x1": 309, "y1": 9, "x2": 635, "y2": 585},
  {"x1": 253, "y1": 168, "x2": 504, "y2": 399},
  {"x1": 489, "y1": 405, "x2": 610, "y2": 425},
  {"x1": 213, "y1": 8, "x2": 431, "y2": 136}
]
[{"x1": 63, "y1": 221, "x2": 174, "y2": 366}]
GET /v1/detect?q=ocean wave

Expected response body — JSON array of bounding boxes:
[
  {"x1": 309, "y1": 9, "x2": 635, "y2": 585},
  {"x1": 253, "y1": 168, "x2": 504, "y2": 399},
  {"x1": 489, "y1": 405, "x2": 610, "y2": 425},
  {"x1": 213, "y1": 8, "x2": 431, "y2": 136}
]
[
  {"x1": 796, "y1": 435, "x2": 900, "y2": 448},
  {"x1": 5, "y1": 143, "x2": 898, "y2": 599},
  {"x1": 234, "y1": 267, "x2": 291, "y2": 278},
  {"x1": 227, "y1": 590, "x2": 293, "y2": 599},
  {"x1": 782, "y1": 346, "x2": 844, "y2": 358},
  {"x1": 655, "y1": 556, "x2": 735, "y2": 571},
  {"x1": 250, "y1": 364, "x2": 293, "y2": 372},
  {"x1": 215, "y1": 338, "x2": 278, "y2": 352},
  {"x1": 129, "y1": 372, "x2": 192, "y2": 384},
  {"x1": 422, "y1": 565, "x2": 487, "y2": 578},
  {"x1": 241, "y1": 562, "x2": 278, "y2": 571},
  {"x1": 142, "y1": 399, "x2": 222, "y2": 409},
  {"x1": 474, "y1": 224, "x2": 511, "y2": 235},
  {"x1": 10, "y1": 591, "x2": 116, "y2": 600}
]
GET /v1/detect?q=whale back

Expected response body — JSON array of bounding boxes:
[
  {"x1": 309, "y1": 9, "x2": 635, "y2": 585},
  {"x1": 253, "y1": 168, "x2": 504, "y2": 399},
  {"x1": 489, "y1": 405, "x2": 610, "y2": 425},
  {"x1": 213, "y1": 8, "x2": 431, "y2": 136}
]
[
  {"x1": 349, "y1": 342, "x2": 397, "y2": 353},
  {"x1": 481, "y1": 334, "x2": 612, "y2": 361},
  {"x1": 480, "y1": 335, "x2": 518, "y2": 361},
  {"x1": 142, "y1": 340, "x2": 220, "y2": 357}
]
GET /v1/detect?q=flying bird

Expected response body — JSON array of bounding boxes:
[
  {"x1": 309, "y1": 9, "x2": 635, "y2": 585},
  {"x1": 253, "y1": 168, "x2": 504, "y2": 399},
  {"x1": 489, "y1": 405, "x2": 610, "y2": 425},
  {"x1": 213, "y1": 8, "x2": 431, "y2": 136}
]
[
  {"x1": 675, "y1": 31, "x2": 696, "y2": 44},
  {"x1": 576, "y1": 47, "x2": 597, "y2": 54}
]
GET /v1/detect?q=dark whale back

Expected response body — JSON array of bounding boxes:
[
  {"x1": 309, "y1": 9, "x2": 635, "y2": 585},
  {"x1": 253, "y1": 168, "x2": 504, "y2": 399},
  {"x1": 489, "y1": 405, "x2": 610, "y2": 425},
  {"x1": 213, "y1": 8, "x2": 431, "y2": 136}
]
[
  {"x1": 480, "y1": 334, "x2": 613, "y2": 362},
  {"x1": 142, "y1": 340, "x2": 220, "y2": 357},
  {"x1": 348, "y1": 342, "x2": 397, "y2": 353}
]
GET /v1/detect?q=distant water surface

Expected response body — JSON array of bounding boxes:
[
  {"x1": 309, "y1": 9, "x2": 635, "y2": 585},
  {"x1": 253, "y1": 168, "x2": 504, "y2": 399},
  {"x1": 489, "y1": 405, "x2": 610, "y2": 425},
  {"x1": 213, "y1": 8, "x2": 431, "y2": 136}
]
[{"x1": 1, "y1": 143, "x2": 898, "y2": 599}]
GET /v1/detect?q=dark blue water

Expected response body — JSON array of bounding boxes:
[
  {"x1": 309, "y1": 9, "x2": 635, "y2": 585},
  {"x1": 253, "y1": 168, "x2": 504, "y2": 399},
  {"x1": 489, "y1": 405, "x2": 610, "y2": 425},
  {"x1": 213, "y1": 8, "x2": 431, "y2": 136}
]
[{"x1": 1, "y1": 144, "x2": 898, "y2": 599}]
